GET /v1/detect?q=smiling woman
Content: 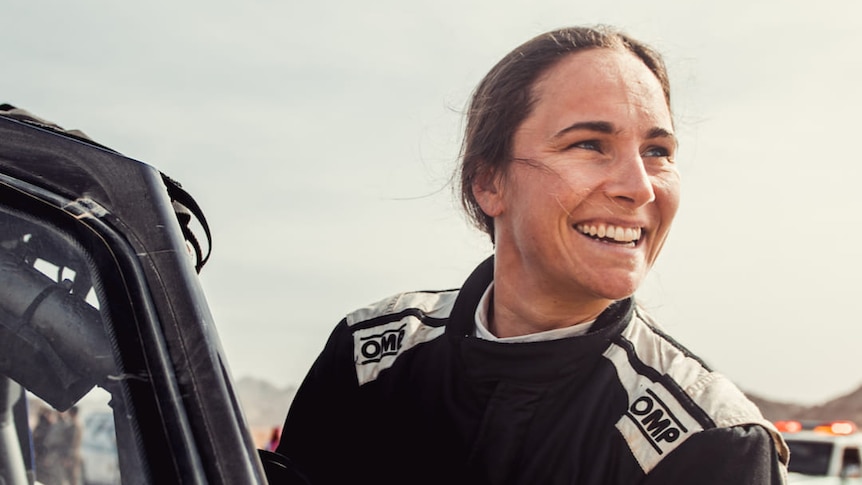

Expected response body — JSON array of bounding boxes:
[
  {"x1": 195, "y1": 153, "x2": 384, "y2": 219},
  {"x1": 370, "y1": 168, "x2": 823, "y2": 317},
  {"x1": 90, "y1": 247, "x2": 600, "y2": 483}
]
[
  {"x1": 471, "y1": 48, "x2": 680, "y2": 335},
  {"x1": 275, "y1": 26, "x2": 790, "y2": 485}
]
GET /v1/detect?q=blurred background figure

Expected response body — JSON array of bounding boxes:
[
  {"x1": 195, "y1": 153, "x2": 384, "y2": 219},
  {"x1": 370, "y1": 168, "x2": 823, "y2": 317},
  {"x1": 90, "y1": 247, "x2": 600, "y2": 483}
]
[
  {"x1": 33, "y1": 406, "x2": 60, "y2": 483},
  {"x1": 266, "y1": 426, "x2": 281, "y2": 452},
  {"x1": 61, "y1": 406, "x2": 83, "y2": 485},
  {"x1": 32, "y1": 405, "x2": 83, "y2": 485},
  {"x1": 34, "y1": 406, "x2": 64, "y2": 485}
]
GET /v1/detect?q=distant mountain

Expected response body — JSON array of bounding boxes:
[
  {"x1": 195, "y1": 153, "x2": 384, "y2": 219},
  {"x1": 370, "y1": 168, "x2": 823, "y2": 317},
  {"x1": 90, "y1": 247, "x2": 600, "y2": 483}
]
[
  {"x1": 234, "y1": 376, "x2": 296, "y2": 427},
  {"x1": 799, "y1": 385, "x2": 862, "y2": 424},
  {"x1": 745, "y1": 393, "x2": 809, "y2": 421},
  {"x1": 747, "y1": 383, "x2": 862, "y2": 424}
]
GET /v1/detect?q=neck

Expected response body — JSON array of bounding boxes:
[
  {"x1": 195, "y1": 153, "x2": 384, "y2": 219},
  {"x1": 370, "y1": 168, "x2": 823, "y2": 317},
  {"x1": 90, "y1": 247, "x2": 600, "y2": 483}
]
[{"x1": 488, "y1": 259, "x2": 613, "y2": 339}]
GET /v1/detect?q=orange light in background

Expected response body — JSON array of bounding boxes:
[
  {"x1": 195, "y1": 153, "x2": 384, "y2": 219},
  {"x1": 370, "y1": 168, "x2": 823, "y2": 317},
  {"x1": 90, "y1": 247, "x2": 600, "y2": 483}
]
[
  {"x1": 811, "y1": 421, "x2": 858, "y2": 435},
  {"x1": 775, "y1": 420, "x2": 803, "y2": 433}
]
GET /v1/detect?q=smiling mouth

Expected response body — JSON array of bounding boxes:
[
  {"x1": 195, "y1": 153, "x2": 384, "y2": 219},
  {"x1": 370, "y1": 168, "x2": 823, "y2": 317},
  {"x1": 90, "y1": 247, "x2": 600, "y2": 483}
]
[{"x1": 574, "y1": 223, "x2": 642, "y2": 246}]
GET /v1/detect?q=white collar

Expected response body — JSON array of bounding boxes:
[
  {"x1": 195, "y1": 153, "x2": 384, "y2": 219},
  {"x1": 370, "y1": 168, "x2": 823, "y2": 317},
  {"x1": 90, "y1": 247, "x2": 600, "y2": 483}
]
[{"x1": 473, "y1": 282, "x2": 594, "y2": 343}]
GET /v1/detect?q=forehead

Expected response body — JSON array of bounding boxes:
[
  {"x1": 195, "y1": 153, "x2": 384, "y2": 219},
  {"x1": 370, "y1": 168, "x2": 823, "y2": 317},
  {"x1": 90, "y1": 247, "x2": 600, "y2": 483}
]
[{"x1": 528, "y1": 48, "x2": 671, "y2": 129}]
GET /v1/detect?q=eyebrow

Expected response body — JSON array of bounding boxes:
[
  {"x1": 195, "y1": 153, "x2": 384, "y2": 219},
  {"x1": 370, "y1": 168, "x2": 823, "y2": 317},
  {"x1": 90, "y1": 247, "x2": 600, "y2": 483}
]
[
  {"x1": 646, "y1": 127, "x2": 678, "y2": 146},
  {"x1": 552, "y1": 121, "x2": 614, "y2": 139},
  {"x1": 552, "y1": 121, "x2": 678, "y2": 146}
]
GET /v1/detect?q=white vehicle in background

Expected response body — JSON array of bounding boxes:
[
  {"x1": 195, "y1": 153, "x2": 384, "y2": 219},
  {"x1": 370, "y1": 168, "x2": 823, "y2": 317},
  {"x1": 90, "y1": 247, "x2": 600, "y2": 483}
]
[{"x1": 776, "y1": 420, "x2": 862, "y2": 483}]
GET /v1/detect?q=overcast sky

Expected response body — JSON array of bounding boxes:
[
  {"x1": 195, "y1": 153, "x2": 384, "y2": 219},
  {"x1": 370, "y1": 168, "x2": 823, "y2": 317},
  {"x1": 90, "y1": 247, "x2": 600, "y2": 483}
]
[{"x1": 3, "y1": 0, "x2": 861, "y2": 406}]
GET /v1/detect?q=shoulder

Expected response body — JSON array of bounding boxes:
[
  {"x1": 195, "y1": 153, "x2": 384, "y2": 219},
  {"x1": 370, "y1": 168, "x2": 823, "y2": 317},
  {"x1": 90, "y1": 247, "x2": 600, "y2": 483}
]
[
  {"x1": 645, "y1": 424, "x2": 789, "y2": 484},
  {"x1": 345, "y1": 289, "x2": 460, "y2": 328},
  {"x1": 603, "y1": 306, "x2": 788, "y2": 474},
  {"x1": 344, "y1": 289, "x2": 459, "y2": 386}
]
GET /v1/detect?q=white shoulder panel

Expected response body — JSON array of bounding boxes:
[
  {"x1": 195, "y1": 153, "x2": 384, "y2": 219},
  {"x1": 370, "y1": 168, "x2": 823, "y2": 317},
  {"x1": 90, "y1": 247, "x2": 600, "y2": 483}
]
[
  {"x1": 603, "y1": 336, "x2": 706, "y2": 473},
  {"x1": 604, "y1": 314, "x2": 787, "y2": 473},
  {"x1": 347, "y1": 290, "x2": 458, "y2": 386},
  {"x1": 345, "y1": 290, "x2": 459, "y2": 327}
]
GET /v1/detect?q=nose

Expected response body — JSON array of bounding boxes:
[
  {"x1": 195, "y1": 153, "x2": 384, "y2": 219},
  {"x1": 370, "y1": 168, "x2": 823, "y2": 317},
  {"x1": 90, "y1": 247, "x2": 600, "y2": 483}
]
[{"x1": 605, "y1": 150, "x2": 655, "y2": 208}]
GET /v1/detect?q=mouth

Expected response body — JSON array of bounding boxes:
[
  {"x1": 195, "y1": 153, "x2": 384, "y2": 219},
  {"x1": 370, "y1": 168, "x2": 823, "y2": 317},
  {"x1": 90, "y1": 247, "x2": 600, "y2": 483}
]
[{"x1": 574, "y1": 223, "x2": 642, "y2": 247}]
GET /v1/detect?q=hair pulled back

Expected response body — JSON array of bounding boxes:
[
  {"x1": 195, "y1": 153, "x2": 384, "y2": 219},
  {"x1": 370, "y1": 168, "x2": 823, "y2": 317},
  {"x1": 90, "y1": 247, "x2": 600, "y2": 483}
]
[{"x1": 458, "y1": 26, "x2": 671, "y2": 241}]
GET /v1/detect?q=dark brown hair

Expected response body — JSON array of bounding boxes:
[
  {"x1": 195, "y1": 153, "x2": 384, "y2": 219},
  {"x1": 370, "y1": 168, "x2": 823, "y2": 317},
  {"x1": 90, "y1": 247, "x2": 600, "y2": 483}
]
[{"x1": 457, "y1": 26, "x2": 671, "y2": 241}]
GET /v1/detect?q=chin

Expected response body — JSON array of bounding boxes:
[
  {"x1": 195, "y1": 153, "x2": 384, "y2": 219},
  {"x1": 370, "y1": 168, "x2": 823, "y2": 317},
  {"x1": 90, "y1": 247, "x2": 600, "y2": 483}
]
[
  {"x1": 586, "y1": 276, "x2": 644, "y2": 302},
  {"x1": 596, "y1": 288, "x2": 638, "y2": 302}
]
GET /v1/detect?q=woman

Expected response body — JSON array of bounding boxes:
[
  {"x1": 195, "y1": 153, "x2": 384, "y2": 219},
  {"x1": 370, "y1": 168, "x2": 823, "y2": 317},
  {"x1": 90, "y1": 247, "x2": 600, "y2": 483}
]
[{"x1": 277, "y1": 26, "x2": 789, "y2": 484}]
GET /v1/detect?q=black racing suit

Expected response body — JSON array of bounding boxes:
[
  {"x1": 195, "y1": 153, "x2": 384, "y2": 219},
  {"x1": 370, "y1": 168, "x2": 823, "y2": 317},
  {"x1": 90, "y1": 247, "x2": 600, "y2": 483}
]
[{"x1": 278, "y1": 257, "x2": 788, "y2": 484}]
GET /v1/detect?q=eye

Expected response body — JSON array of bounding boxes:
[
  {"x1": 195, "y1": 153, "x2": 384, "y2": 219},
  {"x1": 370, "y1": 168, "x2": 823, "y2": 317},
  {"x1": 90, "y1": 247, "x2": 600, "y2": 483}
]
[
  {"x1": 567, "y1": 140, "x2": 602, "y2": 152},
  {"x1": 642, "y1": 145, "x2": 673, "y2": 160}
]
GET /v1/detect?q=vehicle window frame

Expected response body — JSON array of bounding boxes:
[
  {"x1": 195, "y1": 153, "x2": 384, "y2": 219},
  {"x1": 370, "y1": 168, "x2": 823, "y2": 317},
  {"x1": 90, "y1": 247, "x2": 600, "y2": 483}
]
[
  {"x1": 785, "y1": 439, "x2": 835, "y2": 476},
  {"x1": 0, "y1": 173, "x2": 207, "y2": 483},
  {"x1": 841, "y1": 446, "x2": 862, "y2": 478}
]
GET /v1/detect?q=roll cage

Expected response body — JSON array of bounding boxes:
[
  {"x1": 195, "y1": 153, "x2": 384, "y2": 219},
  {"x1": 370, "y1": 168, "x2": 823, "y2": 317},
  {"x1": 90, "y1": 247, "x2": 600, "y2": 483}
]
[{"x1": 0, "y1": 110, "x2": 302, "y2": 484}]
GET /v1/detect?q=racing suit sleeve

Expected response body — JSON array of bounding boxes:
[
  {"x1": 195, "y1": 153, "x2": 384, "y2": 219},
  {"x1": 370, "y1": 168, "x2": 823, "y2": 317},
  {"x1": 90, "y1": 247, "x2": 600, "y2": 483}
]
[
  {"x1": 643, "y1": 424, "x2": 787, "y2": 484},
  {"x1": 275, "y1": 319, "x2": 360, "y2": 484}
]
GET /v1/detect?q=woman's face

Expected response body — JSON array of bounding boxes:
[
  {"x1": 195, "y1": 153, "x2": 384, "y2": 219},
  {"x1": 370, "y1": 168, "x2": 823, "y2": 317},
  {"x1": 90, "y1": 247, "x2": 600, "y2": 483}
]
[{"x1": 476, "y1": 48, "x2": 680, "y2": 306}]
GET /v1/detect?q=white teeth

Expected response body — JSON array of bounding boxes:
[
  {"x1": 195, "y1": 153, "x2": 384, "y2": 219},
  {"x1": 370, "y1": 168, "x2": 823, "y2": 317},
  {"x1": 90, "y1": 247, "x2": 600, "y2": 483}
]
[{"x1": 575, "y1": 224, "x2": 641, "y2": 243}]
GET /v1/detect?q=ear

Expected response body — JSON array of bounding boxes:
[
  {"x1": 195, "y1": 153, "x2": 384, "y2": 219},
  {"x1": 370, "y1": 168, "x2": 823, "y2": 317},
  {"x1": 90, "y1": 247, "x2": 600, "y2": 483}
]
[{"x1": 472, "y1": 168, "x2": 505, "y2": 218}]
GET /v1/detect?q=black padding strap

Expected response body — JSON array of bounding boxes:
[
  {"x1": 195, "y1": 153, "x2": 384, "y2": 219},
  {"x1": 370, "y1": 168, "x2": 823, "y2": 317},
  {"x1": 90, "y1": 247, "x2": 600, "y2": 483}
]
[{"x1": 161, "y1": 173, "x2": 212, "y2": 273}]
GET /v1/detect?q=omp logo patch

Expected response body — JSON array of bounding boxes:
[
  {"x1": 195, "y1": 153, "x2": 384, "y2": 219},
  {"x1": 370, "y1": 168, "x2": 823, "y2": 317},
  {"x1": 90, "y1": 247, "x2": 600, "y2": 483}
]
[
  {"x1": 352, "y1": 316, "x2": 445, "y2": 386},
  {"x1": 358, "y1": 324, "x2": 406, "y2": 364},
  {"x1": 626, "y1": 389, "x2": 687, "y2": 452},
  {"x1": 615, "y1": 384, "x2": 701, "y2": 472},
  {"x1": 603, "y1": 338, "x2": 706, "y2": 473}
]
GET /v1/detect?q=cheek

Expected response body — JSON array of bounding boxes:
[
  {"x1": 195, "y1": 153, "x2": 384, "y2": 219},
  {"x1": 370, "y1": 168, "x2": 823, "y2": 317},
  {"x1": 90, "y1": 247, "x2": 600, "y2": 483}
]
[
  {"x1": 514, "y1": 184, "x2": 581, "y2": 223},
  {"x1": 502, "y1": 188, "x2": 569, "y2": 243},
  {"x1": 550, "y1": 162, "x2": 607, "y2": 200},
  {"x1": 654, "y1": 171, "x2": 682, "y2": 222},
  {"x1": 503, "y1": 162, "x2": 598, "y2": 224}
]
